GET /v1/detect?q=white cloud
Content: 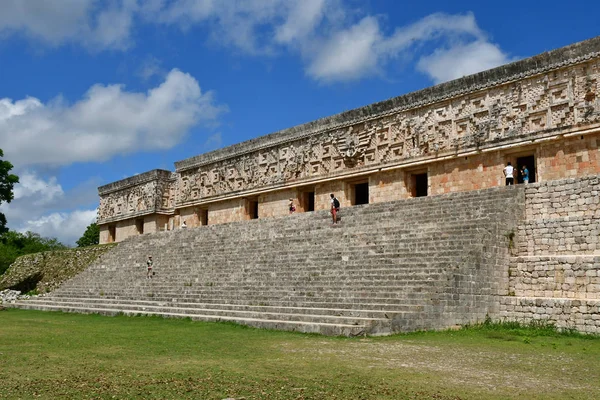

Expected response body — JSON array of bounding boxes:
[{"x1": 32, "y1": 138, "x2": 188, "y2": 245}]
[
  {"x1": 20, "y1": 209, "x2": 97, "y2": 246},
  {"x1": 306, "y1": 16, "x2": 382, "y2": 81},
  {"x1": 305, "y1": 12, "x2": 510, "y2": 82},
  {"x1": 146, "y1": 0, "x2": 288, "y2": 55},
  {"x1": 0, "y1": 69, "x2": 226, "y2": 168},
  {"x1": 203, "y1": 132, "x2": 222, "y2": 151},
  {"x1": 13, "y1": 172, "x2": 63, "y2": 206},
  {"x1": 138, "y1": 56, "x2": 166, "y2": 80},
  {"x1": 0, "y1": 171, "x2": 99, "y2": 245},
  {"x1": 417, "y1": 40, "x2": 513, "y2": 83},
  {"x1": 274, "y1": 0, "x2": 327, "y2": 44},
  {"x1": 0, "y1": 0, "x2": 137, "y2": 50},
  {"x1": 0, "y1": 1, "x2": 512, "y2": 83}
]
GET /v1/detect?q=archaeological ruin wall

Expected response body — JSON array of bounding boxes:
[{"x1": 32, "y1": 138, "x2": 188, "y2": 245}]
[
  {"x1": 98, "y1": 36, "x2": 600, "y2": 242},
  {"x1": 497, "y1": 175, "x2": 600, "y2": 333},
  {"x1": 98, "y1": 169, "x2": 176, "y2": 243}
]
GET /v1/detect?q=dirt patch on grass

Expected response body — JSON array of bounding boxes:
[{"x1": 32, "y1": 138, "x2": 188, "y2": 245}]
[{"x1": 279, "y1": 338, "x2": 591, "y2": 394}]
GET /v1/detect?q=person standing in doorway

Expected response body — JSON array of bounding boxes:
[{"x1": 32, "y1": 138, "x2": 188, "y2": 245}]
[
  {"x1": 521, "y1": 165, "x2": 529, "y2": 184},
  {"x1": 289, "y1": 198, "x2": 296, "y2": 214},
  {"x1": 503, "y1": 162, "x2": 515, "y2": 186},
  {"x1": 146, "y1": 255, "x2": 153, "y2": 279},
  {"x1": 330, "y1": 193, "x2": 340, "y2": 225}
]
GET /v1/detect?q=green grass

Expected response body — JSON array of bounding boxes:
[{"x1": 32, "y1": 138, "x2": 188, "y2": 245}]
[{"x1": 1, "y1": 309, "x2": 599, "y2": 399}]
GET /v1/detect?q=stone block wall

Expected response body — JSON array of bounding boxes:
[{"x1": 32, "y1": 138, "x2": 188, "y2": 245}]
[
  {"x1": 509, "y1": 255, "x2": 600, "y2": 299},
  {"x1": 538, "y1": 134, "x2": 600, "y2": 181},
  {"x1": 518, "y1": 174, "x2": 600, "y2": 255},
  {"x1": 500, "y1": 297, "x2": 600, "y2": 333},
  {"x1": 207, "y1": 198, "x2": 248, "y2": 224},
  {"x1": 499, "y1": 174, "x2": 600, "y2": 334},
  {"x1": 369, "y1": 169, "x2": 410, "y2": 203},
  {"x1": 258, "y1": 189, "x2": 299, "y2": 218}
]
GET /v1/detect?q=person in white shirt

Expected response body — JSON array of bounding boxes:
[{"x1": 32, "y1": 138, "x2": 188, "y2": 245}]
[{"x1": 503, "y1": 162, "x2": 514, "y2": 186}]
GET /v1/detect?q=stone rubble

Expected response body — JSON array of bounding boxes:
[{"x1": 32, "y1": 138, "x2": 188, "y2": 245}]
[{"x1": 0, "y1": 289, "x2": 26, "y2": 304}]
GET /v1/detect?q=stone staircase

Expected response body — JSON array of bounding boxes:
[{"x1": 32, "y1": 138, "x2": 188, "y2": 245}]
[{"x1": 9, "y1": 186, "x2": 522, "y2": 336}]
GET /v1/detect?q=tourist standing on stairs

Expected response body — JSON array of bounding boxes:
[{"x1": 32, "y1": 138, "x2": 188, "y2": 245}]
[
  {"x1": 146, "y1": 255, "x2": 153, "y2": 279},
  {"x1": 330, "y1": 193, "x2": 340, "y2": 225},
  {"x1": 503, "y1": 162, "x2": 515, "y2": 186}
]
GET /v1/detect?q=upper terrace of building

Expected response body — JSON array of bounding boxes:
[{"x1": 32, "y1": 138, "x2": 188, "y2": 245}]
[{"x1": 174, "y1": 35, "x2": 600, "y2": 172}]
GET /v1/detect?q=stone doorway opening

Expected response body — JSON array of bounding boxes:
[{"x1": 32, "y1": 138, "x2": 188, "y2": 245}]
[
  {"x1": 246, "y1": 198, "x2": 259, "y2": 219},
  {"x1": 412, "y1": 172, "x2": 428, "y2": 197},
  {"x1": 135, "y1": 219, "x2": 144, "y2": 235},
  {"x1": 517, "y1": 155, "x2": 536, "y2": 184},
  {"x1": 353, "y1": 182, "x2": 369, "y2": 205},
  {"x1": 303, "y1": 191, "x2": 315, "y2": 212},
  {"x1": 196, "y1": 208, "x2": 208, "y2": 225},
  {"x1": 108, "y1": 225, "x2": 116, "y2": 243}
]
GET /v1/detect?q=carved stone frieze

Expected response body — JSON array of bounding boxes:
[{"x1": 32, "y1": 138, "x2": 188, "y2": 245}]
[
  {"x1": 174, "y1": 58, "x2": 600, "y2": 206},
  {"x1": 98, "y1": 170, "x2": 176, "y2": 224},
  {"x1": 99, "y1": 37, "x2": 600, "y2": 222}
]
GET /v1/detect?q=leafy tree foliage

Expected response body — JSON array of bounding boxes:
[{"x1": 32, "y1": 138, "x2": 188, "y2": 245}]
[
  {"x1": 0, "y1": 231, "x2": 67, "y2": 275},
  {"x1": 0, "y1": 149, "x2": 19, "y2": 234},
  {"x1": 77, "y1": 223, "x2": 100, "y2": 247}
]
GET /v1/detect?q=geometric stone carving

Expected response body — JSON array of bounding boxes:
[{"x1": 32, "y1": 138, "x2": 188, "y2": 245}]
[
  {"x1": 99, "y1": 36, "x2": 600, "y2": 222},
  {"x1": 174, "y1": 57, "x2": 600, "y2": 206}
]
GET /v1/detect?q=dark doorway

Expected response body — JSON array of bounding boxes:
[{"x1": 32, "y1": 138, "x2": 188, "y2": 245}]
[
  {"x1": 306, "y1": 191, "x2": 315, "y2": 212},
  {"x1": 135, "y1": 219, "x2": 144, "y2": 234},
  {"x1": 197, "y1": 209, "x2": 208, "y2": 225},
  {"x1": 414, "y1": 173, "x2": 428, "y2": 197},
  {"x1": 354, "y1": 182, "x2": 369, "y2": 205},
  {"x1": 108, "y1": 225, "x2": 116, "y2": 243},
  {"x1": 248, "y1": 200, "x2": 259, "y2": 219},
  {"x1": 516, "y1": 155, "x2": 536, "y2": 184}
]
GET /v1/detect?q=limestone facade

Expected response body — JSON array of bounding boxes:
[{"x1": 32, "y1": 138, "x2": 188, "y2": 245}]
[{"x1": 98, "y1": 36, "x2": 600, "y2": 243}]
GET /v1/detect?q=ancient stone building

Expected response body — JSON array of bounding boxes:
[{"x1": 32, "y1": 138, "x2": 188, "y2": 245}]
[{"x1": 98, "y1": 36, "x2": 600, "y2": 244}]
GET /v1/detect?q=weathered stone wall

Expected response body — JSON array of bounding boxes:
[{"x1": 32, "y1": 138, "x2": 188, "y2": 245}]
[
  {"x1": 499, "y1": 297, "x2": 600, "y2": 333},
  {"x1": 173, "y1": 39, "x2": 600, "y2": 209},
  {"x1": 498, "y1": 174, "x2": 600, "y2": 333},
  {"x1": 369, "y1": 169, "x2": 410, "y2": 203},
  {"x1": 206, "y1": 198, "x2": 248, "y2": 224},
  {"x1": 518, "y1": 174, "x2": 600, "y2": 255},
  {"x1": 98, "y1": 169, "x2": 176, "y2": 225},
  {"x1": 538, "y1": 134, "x2": 600, "y2": 181},
  {"x1": 509, "y1": 255, "x2": 600, "y2": 299},
  {"x1": 97, "y1": 37, "x2": 600, "y2": 244}
]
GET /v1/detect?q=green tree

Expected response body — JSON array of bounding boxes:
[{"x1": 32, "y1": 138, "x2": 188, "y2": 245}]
[
  {"x1": 0, "y1": 231, "x2": 67, "y2": 275},
  {"x1": 0, "y1": 149, "x2": 19, "y2": 234},
  {"x1": 76, "y1": 222, "x2": 100, "y2": 247}
]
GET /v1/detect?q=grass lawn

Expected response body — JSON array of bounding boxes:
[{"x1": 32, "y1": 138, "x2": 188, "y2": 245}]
[{"x1": 1, "y1": 309, "x2": 599, "y2": 399}]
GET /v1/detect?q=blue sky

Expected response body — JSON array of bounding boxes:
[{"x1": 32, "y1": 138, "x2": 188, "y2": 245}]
[{"x1": 0, "y1": 0, "x2": 598, "y2": 245}]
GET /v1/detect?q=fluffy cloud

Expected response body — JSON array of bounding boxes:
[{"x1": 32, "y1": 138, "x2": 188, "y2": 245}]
[
  {"x1": 306, "y1": 12, "x2": 510, "y2": 82},
  {"x1": 417, "y1": 40, "x2": 513, "y2": 84},
  {"x1": 20, "y1": 209, "x2": 98, "y2": 246},
  {"x1": 0, "y1": 171, "x2": 99, "y2": 245},
  {"x1": 306, "y1": 16, "x2": 382, "y2": 81},
  {"x1": 0, "y1": 1, "x2": 512, "y2": 84},
  {"x1": 0, "y1": 0, "x2": 136, "y2": 50},
  {"x1": 0, "y1": 69, "x2": 226, "y2": 168}
]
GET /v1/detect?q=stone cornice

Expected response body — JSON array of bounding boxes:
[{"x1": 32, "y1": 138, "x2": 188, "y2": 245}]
[
  {"x1": 97, "y1": 208, "x2": 174, "y2": 225},
  {"x1": 98, "y1": 169, "x2": 176, "y2": 195},
  {"x1": 175, "y1": 35, "x2": 600, "y2": 172}
]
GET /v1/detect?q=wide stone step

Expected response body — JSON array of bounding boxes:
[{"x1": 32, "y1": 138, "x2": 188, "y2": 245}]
[
  {"x1": 16, "y1": 297, "x2": 404, "y2": 319},
  {"x1": 44, "y1": 292, "x2": 432, "y2": 308},
  {"x1": 7, "y1": 301, "x2": 394, "y2": 336}
]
